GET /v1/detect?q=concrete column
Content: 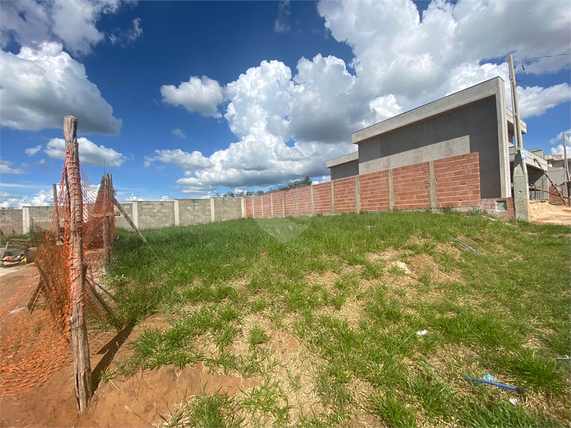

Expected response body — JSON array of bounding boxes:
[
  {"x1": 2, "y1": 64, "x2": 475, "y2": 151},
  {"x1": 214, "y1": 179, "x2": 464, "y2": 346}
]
[
  {"x1": 241, "y1": 197, "x2": 246, "y2": 218},
  {"x1": 310, "y1": 185, "x2": 314, "y2": 215},
  {"x1": 513, "y1": 150, "x2": 530, "y2": 220},
  {"x1": 331, "y1": 181, "x2": 335, "y2": 213},
  {"x1": 355, "y1": 176, "x2": 361, "y2": 213},
  {"x1": 270, "y1": 193, "x2": 274, "y2": 217},
  {"x1": 428, "y1": 161, "x2": 437, "y2": 209},
  {"x1": 295, "y1": 188, "x2": 299, "y2": 215},
  {"x1": 261, "y1": 195, "x2": 264, "y2": 218},
  {"x1": 251, "y1": 197, "x2": 255, "y2": 218},
  {"x1": 132, "y1": 201, "x2": 139, "y2": 228},
  {"x1": 174, "y1": 199, "x2": 180, "y2": 226},
  {"x1": 210, "y1": 198, "x2": 215, "y2": 223},
  {"x1": 22, "y1": 206, "x2": 30, "y2": 234},
  {"x1": 388, "y1": 170, "x2": 394, "y2": 210},
  {"x1": 282, "y1": 192, "x2": 285, "y2": 217}
]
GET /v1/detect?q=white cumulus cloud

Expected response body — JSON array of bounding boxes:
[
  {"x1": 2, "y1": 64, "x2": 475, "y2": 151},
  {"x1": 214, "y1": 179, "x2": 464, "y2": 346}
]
[
  {"x1": 45, "y1": 137, "x2": 127, "y2": 167},
  {"x1": 161, "y1": 76, "x2": 224, "y2": 117},
  {"x1": 25, "y1": 145, "x2": 43, "y2": 156},
  {"x1": 172, "y1": 128, "x2": 186, "y2": 139},
  {"x1": 0, "y1": 42, "x2": 122, "y2": 135},
  {"x1": 0, "y1": 158, "x2": 26, "y2": 175},
  {"x1": 144, "y1": 149, "x2": 212, "y2": 170},
  {"x1": 153, "y1": 0, "x2": 571, "y2": 194}
]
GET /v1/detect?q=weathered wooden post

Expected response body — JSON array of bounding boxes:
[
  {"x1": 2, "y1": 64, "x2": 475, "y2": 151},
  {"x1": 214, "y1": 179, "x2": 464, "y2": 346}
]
[{"x1": 64, "y1": 115, "x2": 93, "y2": 412}]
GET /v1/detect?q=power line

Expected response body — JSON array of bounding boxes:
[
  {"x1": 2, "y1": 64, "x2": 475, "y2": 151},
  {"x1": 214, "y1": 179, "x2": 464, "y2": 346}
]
[
  {"x1": 520, "y1": 52, "x2": 571, "y2": 63},
  {"x1": 515, "y1": 52, "x2": 571, "y2": 82}
]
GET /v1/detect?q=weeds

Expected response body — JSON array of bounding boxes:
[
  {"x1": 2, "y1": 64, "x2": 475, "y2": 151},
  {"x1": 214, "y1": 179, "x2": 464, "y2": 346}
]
[{"x1": 107, "y1": 211, "x2": 570, "y2": 427}]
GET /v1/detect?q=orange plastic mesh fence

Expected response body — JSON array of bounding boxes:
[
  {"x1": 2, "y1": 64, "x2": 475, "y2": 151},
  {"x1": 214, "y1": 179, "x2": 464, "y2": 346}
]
[{"x1": 0, "y1": 149, "x2": 116, "y2": 396}]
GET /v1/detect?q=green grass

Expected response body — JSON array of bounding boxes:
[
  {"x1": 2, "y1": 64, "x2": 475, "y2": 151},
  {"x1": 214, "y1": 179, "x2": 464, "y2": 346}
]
[{"x1": 103, "y1": 211, "x2": 571, "y2": 427}]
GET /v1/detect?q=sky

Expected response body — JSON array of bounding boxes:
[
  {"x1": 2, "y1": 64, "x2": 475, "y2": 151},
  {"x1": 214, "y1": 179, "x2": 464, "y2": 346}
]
[{"x1": 1, "y1": 0, "x2": 570, "y2": 208}]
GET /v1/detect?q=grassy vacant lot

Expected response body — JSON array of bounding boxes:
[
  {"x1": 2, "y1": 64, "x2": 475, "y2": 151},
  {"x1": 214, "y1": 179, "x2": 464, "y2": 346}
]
[{"x1": 103, "y1": 210, "x2": 570, "y2": 427}]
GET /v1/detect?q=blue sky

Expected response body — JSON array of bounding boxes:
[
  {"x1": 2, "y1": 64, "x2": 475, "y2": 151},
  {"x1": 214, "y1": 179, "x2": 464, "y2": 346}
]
[{"x1": 1, "y1": 0, "x2": 570, "y2": 207}]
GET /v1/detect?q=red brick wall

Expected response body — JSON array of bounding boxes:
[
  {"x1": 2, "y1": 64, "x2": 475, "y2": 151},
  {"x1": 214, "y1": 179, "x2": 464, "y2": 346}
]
[
  {"x1": 284, "y1": 189, "x2": 296, "y2": 216},
  {"x1": 296, "y1": 187, "x2": 312, "y2": 215},
  {"x1": 434, "y1": 153, "x2": 480, "y2": 208},
  {"x1": 393, "y1": 163, "x2": 430, "y2": 210},
  {"x1": 262, "y1": 194, "x2": 272, "y2": 217},
  {"x1": 313, "y1": 182, "x2": 332, "y2": 214},
  {"x1": 253, "y1": 195, "x2": 262, "y2": 217},
  {"x1": 359, "y1": 170, "x2": 390, "y2": 212},
  {"x1": 244, "y1": 153, "x2": 482, "y2": 218},
  {"x1": 246, "y1": 196, "x2": 253, "y2": 217},
  {"x1": 480, "y1": 198, "x2": 514, "y2": 219},
  {"x1": 271, "y1": 192, "x2": 283, "y2": 216},
  {"x1": 333, "y1": 177, "x2": 356, "y2": 212}
]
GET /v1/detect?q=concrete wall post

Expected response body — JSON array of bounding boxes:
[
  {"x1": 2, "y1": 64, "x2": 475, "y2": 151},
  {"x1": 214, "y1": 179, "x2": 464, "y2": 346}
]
[
  {"x1": 22, "y1": 207, "x2": 30, "y2": 234},
  {"x1": 388, "y1": 170, "x2": 394, "y2": 210},
  {"x1": 132, "y1": 201, "x2": 139, "y2": 228},
  {"x1": 270, "y1": 193, "x2": 274, "y2": 217},
  {"x1": 241, "y1": 197, "x2": 246, "y2": 218},
  {"x1": 428, "y1": 161, "x2": 437, "y2": 209},
  {"x1": 331, "y1": 181, "x2": 335, "y2": 213},
  {"x1": 295, "y1": 188, "x2": 299, "y2": 215},
  {"x1": 355, "y1": 176, "x2": 361, "y2": 213},
  {"x1": 261, "y1": 195, "x2": 264, "y2": 218},
  {"x1": 251, "y1": 196, "x2": 255, "y2": 218},
  {"x1": 174, "y1": 200, "x2": 180, "y2": 226},
  {"x1": 210, "y1": 198, "x2": 215, "y2": 223},
  {"x1": 282, "y1": 191, "x2": 285, "y2": 217},
  {"x1": 310, "y1": 185, "x2": 315, "y2": 215}
]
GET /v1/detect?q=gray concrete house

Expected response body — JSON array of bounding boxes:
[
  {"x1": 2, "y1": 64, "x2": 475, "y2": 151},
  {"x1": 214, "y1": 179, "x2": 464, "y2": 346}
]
[{"x1": 327, "y1": 77, "x2": 547, "y2": 200}]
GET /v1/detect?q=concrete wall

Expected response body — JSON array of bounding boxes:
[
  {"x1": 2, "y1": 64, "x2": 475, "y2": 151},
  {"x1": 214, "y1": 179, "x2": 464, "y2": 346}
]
[
  {"x1": 0, "y1": 209, "x2": 23, "y2": 235},
  {"x1": 1, "y1": 198, "x2": 245, "y2": 234},
  {"x1": 331, "y1": 159, "x2": 359, "y2": 181},
  {"x1": 358, "y1": 97, "x2": 502, "y2": 199},
  {"x1": 245, "y1": 153, "x2": 482, "y2": 218}
]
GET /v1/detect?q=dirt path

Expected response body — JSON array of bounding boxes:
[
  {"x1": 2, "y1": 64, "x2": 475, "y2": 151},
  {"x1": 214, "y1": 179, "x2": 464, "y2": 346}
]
[
  {"x1": 0, "y1": 264, "x2": 259, "y2": 427},
  {"x1": 529, "y1": 200, "x2": 571, "y2": 226}
]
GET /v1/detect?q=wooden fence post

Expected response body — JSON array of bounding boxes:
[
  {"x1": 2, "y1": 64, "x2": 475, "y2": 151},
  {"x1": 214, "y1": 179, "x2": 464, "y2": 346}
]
[{"x1": 64, "y1": 115, "x2": 93, "y2": 412}]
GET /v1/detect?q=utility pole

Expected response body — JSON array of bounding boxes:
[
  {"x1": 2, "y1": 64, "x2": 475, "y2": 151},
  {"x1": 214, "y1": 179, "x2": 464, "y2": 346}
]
[
  {"x1": 563, "y1": 131, "x2": 570, "y2": 204},
  {"x1": 508, "y1": 54, "x2": 530, "y2": 221}
]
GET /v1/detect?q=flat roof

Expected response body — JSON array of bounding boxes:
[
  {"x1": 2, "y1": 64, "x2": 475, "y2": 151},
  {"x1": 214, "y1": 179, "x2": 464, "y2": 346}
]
[{"x1": 326, "y1": 151, "x2": 359, "y2": 169}]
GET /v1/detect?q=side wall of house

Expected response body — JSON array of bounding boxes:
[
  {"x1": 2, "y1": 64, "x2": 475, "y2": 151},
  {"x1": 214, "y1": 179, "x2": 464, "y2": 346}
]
[{"x1": 357, "y1": 96, "x2": 502, "y2": 199}]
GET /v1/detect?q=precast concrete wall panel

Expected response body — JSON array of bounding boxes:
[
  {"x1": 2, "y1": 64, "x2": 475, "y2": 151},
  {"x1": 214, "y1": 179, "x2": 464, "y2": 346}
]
[
  {"x1": 359, "y1": 171, "x2": 390, "y2": 212},
  {"x1": 333, "y1": 177, "x2": 356, "y2": 213},
  {"x1": 313, "y1": 183, "x2": 332, "y2": 214}
]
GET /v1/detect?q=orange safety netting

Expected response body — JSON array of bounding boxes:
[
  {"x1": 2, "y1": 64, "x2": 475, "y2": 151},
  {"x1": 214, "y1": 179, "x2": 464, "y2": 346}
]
[{"x1": 0, "y1": 147, "x2": 116, "y2": 396}]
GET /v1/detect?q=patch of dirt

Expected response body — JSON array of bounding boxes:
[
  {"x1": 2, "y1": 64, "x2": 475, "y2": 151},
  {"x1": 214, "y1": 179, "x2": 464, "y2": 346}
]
[
  {"x1": 407, "y1": 253, "x2": 463, "y2": 284},
  {"x1": 529, "y1": 200, "x2": 571, "y2": 225},
  {"x1": 80, "y1": 362, "x2": 260, "y2": 427}
]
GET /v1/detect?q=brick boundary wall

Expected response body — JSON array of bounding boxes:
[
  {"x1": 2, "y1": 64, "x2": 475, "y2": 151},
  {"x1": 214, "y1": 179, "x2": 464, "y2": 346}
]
[
  {"x1": 245, "y1": 153, "x2": 493, "y2": 219},
  {"x1": 1, "y1": 153, "x2": 520, "y2": 233}
]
